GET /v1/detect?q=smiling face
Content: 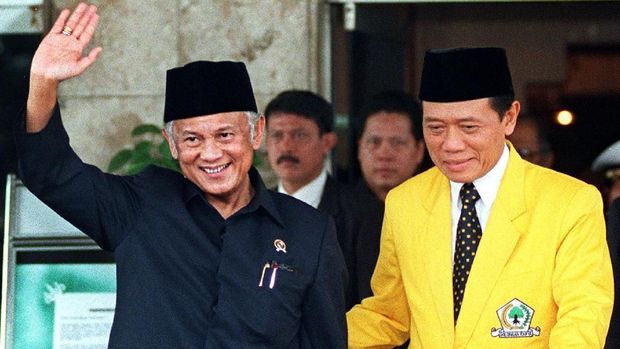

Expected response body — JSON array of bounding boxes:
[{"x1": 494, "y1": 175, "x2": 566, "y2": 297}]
[
  {"x1": 163, "y1": 112, "x2": 264, "y2": 204},
  {"x1": 358, "y1": 112, "x2": 425, "y2": 200},
  {"x1": 422, "y1": 97, "x2": 519, "y2": 183},
  {"x1": 266, "y1": 112, "x2": 336, "y2": 193}
]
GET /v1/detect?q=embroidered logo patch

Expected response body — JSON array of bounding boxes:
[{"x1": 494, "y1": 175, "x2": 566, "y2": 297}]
[{"x1": 491, "y1": 298, "x2": 541, "y2": 338}]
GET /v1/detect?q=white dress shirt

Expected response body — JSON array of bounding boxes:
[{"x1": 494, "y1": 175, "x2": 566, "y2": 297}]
[
  {"x1": 450, "y1": 144, "x2": 510, "y2": 263},
  {"x1": 277, "y1": 168, "x2": 327, "y2": 209}
]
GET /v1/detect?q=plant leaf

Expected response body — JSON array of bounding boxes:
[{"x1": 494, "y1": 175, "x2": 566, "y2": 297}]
[
  {"x1": 153, "y1": 158, "x2": 181, "y2": 172},
  {"x1": 131, "y1": 124, "x2": 161, "y2": 137},
  {"x1": 158, "y1": 140, "x2": 173, "y2": 160},
  {"x1": 109, "y1": 123, "x2": 182, "y2": 175},
  {"x1": 252, "y1": 152, "x2": 262, "y2": 167},
  {"x1": 130, "y1": 152, "x2": 152, "y2": 165},
  {"x1": 133, "y1": 141, "x2": 153, "y2": 157},
  {"x1": 126, "y1": 159, "x2": 152, "y2": 175},
  {"x1": 107, "y1": 149, "x2": 133, "y2": 173}
]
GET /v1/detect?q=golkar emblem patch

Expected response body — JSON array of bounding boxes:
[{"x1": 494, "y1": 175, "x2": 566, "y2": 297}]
[{"x1": 490, "y1": 298, "x2": 541, "y2": 338}]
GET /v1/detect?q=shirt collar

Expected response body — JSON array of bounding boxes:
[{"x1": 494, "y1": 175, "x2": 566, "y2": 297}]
[
  {"x1": 450, "y1": 143, "x2": 510, "y2": 208},
  {"x1": 277, "y1": 168, "x2": 328, "y2": 209},
  {"x1": 183, "y1": 166, "x2": 284, "y2": 227}
]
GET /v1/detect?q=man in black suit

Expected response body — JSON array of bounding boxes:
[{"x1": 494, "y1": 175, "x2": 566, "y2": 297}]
[
  {"x1": 351, "y1": 91, "x2": 426, "y2": 307},
  {"x1": 265, "y1": 90, "x2": 357, "y2": 308},
  {"x1": 265, "y1": 90, "x2": 339, "y2": 209},
  {"x1": 16, "y1": 4, "x2": 346, "y2": 348}
]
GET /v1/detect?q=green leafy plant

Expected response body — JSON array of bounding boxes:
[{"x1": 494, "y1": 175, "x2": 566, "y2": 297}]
[{"x1": 107, "y1": 124, "x2": 180, "y2": 175}]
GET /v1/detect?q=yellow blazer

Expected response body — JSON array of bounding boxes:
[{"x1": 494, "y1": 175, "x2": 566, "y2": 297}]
[{"x1": 348, "y1": 145, "x2": 614, "y2": 348}]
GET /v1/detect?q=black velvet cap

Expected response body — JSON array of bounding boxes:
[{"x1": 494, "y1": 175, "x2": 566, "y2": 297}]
[
  {"x1": 419, "y1": 47, "x2": 514, "y2": 102},
  {"x1": 163, "y1": 61, "x2": 257, "y2": 123}
]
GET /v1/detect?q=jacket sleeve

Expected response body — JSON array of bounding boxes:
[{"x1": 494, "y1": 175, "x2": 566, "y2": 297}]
[
  {"x1": 15, "y1": 104, "x2": 140, "y2": 251},
  {"x1": 300, "y1": 217, "x2": 348, "y2": 348},
  {"x1": 346, "y1": 192, "x2": 410, "y2": 348},
  {"x1": 549, "y1": 185, "x2": 614, "y2": 348}
]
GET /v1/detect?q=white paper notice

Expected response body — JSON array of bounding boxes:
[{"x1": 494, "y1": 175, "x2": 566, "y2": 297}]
[{"x1": 53, "y1": 293, "x2": 116, "y2": 349}]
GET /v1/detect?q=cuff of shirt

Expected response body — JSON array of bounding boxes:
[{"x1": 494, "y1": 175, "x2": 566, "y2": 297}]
[{"x1": 15, "y1": 102, "x2": 74, "y2": 187}]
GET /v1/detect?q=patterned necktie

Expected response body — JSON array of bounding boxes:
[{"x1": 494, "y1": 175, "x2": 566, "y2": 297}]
[{"x1": 453, "y1": 182, "x2": 481, "y2": 323}]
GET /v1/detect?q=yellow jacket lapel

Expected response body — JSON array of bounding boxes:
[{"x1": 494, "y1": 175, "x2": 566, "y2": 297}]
[{"x1": 422, "y1": 173, "x2": 456, "y2": 343}]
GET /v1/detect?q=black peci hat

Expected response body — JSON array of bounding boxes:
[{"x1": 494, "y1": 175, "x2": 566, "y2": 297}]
[
  {"x1": 419, "y1": 47, "x2": 514, "y2": 102},
  {"x1": 163, "y1": 61, "x2": 257, "y2": 123}
]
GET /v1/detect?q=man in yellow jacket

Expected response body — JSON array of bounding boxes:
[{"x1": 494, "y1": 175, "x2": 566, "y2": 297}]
[{"x1": 347, "y1": 47, "x2": 614, "y2": 348}]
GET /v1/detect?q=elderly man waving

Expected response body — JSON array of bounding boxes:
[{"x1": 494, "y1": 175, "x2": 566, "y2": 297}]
[{"x1": 17, "y1": 3, "x2": 346, "y2": 348}]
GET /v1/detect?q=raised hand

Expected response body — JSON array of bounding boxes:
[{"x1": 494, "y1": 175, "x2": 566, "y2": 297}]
[
  {"x1": 27, "y1": 2, "x2": 103, "y2": 132},
  {"x1": 30, "y1": 2, "x2": 102, "y2": 82}
]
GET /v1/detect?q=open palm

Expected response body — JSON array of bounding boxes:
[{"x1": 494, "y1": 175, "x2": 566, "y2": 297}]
[{"x1": 30, "y1": 3, "x2": 102, "y2": 82}]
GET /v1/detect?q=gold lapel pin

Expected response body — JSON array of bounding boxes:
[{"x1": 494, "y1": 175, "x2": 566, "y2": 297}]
[{"x1": 274, "y1": 239, "x2": 287, "y2": 253}]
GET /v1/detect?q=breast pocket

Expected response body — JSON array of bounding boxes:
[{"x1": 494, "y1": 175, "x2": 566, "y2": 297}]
[
  {"x1": 250, "y1": 259, "x2": 308, "y2": 342},
  {"x1": 256, "y1": 259, "x2": 307, "y2": 310},
  {"x1": 212, "y1": 258, "x2": 309, "y2": 346}
]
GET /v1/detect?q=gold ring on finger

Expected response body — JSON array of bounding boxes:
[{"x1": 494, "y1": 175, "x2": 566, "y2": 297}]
[{"x1": 62, "y1": 26, "x2": 73, "y2": 36}]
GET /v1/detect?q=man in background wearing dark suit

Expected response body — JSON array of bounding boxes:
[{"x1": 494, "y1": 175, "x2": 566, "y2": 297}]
[
  {"x1": 350, "y1": 90, "x2": 426, "y2": 307},
  {"x1": 265, "y1": 90, "x2": 357, "y2": 308},
  {"x1": 265, "y1": 90, "x2": 340, "y2": 209}
]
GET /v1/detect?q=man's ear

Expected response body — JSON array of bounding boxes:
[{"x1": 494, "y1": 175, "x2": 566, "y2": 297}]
[
  {"x1": 162, "y1": 129, "x2": 178, "y2": 159},
  {"x1": 503, "y1": 100, "x2": 520, "y2": 136},
  {"x1": 321, "y1": 132, "x2": 338, "y2": 153},
  {"x1": 252, "y1": 114, "x2": 266, "y2": 150}
]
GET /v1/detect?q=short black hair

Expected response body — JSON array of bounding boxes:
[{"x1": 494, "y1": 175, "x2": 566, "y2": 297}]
[
  {"x1": 359, "y1": 90, "x2": 423, "y2": 141},
  {"x1": 489, "y1": 93, "x2": 515, "y2": 120},
  {"x1": 264, "y1": 90, "x2": 334, "y2": 134}
]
